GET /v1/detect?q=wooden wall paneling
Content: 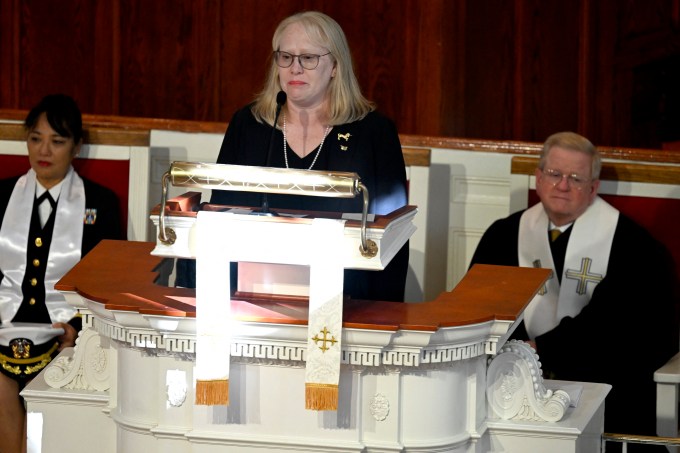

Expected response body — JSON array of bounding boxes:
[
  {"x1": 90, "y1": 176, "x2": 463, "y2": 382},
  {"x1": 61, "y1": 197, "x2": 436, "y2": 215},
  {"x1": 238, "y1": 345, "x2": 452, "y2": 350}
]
[
  {"x1": 463, "y1": 0, "x2": 516, "y2": 140},
  {"x1": 17, "y1": 0, "x2": 100, "y2": 111},
  {"x1": 388, "y1": 1, "x2": 422, "y2": 134},
  {"x1": 314, "y1": 0, "x2": 444, "y2": 135},
  {"x1": 117, "y1": 1, "x2": 148, "y2": 118},
  {"x1": 217, "y1": 1, "x2": 297, "y2": 123},
  {"x1": 617, "y1": 0, "x2": 680, "y2": 64},
  {"x1": 514, "y1": 0, "x2": 580, "y2": 142},
  {"x1": 0, "y1": 0, "x2": 20, "y2": 107},
  {"x1": 393, "y1": 0, "x2": 464, "y2": 137},
  {"x1": 588, "y1": 0, "x2": 618, "y2": 147},
  {"x1": 92, "y1": 0, "x2": 119, "y2": 114},
  {"x1": 192, "y1": 0, "x2": 221, "y2": 121},
  {"x1": 439, "y1": 0, "x2": 467, "y2": 138},
  {"x1": 1, "y1": 0, "x2": 679, "y2": 148},
  {"x1": 576, "y1": 0, "x2": 594, "y2": 140},
  {"x1": 511, "y1": 0, "x2": 525, "y2": 139},
  {"x1": 118, "y1": 0, "x2": 222, "y2": 120},
  {"x1": 592, "y1": 0, "x2": 680, "y2": 148},
  {"x1": 215, "y1": 0, "x2": 436, "y2": 135},
  {"x1": 331, "y1": 1, "x2": 410, "y2": 133},
  {"x1": 620, "y1": 0, "x2": 680, "y2": 148}
]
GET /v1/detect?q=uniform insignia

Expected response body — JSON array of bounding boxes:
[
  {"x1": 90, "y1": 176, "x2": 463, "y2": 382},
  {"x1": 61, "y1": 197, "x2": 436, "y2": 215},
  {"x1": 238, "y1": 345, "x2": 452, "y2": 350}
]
[
  {"x1": 84, "y1": 208, "x2": 97, "y2": 225},
  {"x1": 10, "y1": 338, "x2": 32, "y2": 359}
]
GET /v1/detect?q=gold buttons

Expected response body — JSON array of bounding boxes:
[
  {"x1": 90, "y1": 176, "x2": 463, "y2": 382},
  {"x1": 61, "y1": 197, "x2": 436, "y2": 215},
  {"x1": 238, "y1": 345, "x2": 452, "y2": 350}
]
[
  {"x1": 33, "y1": 259, "x2": 40, "y2": 267},
  {"x1": 29, "y1": 298, "x2": 36, "y2": 305},
  {"x1": 30, "y1": 278, "x2": 37, "y2": 286},
  {"x1": 35, "y1": 237, "x2": 43, "y2": 247}
]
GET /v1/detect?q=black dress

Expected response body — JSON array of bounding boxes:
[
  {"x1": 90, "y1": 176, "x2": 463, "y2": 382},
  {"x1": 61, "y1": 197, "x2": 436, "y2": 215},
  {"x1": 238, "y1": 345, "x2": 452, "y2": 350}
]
[{"x1": 178, "y1": 106, "x2": 410, "y2": 302}]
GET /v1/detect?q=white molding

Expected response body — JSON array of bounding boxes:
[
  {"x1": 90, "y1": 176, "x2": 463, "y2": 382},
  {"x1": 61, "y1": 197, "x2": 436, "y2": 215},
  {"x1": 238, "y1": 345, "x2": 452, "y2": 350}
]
[
  {"x1": 128, "y1": 146, "x2": 152, "y2": 241},
  {"x1": 487, "y1": 340, "x2": 570, "y2": 423}
]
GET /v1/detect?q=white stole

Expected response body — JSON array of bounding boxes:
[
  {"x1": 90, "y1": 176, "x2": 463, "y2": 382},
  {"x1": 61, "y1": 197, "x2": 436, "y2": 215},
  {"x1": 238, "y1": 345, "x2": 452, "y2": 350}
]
[
  {"x1": 304, "y1": 218, "x2": 345, "y2": 410},
  {"x1": 195, "y1": 211, "x2": 233, "y2": 405},
  {"x1": 518, "y1": 197, "x2": 618, "y2": 338},
  {"x1": 0, "y1": 168, "x2": 85, "y2": 324},
  {"x1": 194, "y1": 211, "x2": 346, "y2": 410}
]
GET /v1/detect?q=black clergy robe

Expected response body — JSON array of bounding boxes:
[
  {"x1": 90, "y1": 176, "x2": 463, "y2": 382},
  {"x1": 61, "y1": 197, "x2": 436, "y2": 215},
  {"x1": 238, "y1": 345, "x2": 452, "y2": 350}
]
[{"x1": 470, "y1": 208, "x2": 679, "y2": 447}]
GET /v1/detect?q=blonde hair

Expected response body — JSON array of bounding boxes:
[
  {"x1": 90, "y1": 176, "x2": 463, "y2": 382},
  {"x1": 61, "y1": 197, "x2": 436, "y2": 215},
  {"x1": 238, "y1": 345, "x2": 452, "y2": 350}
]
[
  {"x1": 539, "y1": 131, "x2": 602, "y2": 180},
  {"x1": 251, "y1": 11, "x2": 374, "y2": 126}
]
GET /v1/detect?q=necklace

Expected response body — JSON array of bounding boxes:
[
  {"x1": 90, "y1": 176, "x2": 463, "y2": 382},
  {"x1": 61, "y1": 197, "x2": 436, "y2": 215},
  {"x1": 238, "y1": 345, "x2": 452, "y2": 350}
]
[{"x1": 283, "y1": 113, "x2": 331, "y2": 170}]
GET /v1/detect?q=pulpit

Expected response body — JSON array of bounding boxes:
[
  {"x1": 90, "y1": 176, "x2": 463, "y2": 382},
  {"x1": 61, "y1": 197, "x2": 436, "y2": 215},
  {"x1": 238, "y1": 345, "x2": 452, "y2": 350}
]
[
  {"x1": 20, "y1": 239, "x2": 610, "y2": 452},
  {"x1": 21, "y1": 162, "x2": 610, "y2": 452}
]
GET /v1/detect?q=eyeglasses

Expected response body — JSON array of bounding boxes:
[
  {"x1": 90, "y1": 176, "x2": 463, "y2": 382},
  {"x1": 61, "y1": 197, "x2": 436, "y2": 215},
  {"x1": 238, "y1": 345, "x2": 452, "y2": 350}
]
[
  {"x1": 540, "y1": 168, "x2": 592, "y2": 190},
  {"x1": 274, "y1": 51, "x2": 331, "y2": 70}
]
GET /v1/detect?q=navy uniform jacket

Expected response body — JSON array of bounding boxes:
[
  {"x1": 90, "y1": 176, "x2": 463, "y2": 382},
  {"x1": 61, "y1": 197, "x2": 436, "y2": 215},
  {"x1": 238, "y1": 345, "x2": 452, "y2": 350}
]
[{"x1": 0, "y1": 174, "x2": 122, "y2": 324}]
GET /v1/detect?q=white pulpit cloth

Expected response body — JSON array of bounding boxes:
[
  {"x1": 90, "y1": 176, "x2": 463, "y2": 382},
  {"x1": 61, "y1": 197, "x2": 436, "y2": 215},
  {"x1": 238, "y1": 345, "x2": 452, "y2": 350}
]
[
  {"x1": 194, "y1": 211, "x2": 347, "y2": 409},
  {"x1": 305, "y1": 218, "x2": 345, "y2": 410}
]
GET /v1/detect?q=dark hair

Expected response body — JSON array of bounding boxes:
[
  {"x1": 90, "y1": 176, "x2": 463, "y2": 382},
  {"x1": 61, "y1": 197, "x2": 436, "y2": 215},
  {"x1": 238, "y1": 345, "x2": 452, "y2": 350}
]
[{"x1": 24, "y1": 94, "x2": 83, "y2": 144}]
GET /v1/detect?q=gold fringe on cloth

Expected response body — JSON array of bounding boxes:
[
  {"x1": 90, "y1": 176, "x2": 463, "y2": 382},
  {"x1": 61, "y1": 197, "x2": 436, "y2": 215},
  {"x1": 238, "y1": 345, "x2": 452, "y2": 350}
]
[
  {"x1": 305, "y1": 382, "x2": 338, "y2": 411},
  {"x1": 195, "y1": 379, "x2": 229, "y2": 405}
]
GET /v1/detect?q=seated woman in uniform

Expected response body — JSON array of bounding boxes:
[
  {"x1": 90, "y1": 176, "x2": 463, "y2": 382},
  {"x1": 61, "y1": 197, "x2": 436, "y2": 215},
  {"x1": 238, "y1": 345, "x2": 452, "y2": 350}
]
[{"x1": 0, "y1": 94, "x2": 122, "y2": 453}]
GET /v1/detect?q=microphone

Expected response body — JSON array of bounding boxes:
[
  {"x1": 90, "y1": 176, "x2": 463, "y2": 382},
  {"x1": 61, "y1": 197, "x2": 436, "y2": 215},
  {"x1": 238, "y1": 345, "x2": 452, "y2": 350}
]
[
  {"x1": 257, "y1": 90, "x2": 287, "y2": 216},
  {"x1": 265, "y1": 90, "x2": 287, "y2": 167}
]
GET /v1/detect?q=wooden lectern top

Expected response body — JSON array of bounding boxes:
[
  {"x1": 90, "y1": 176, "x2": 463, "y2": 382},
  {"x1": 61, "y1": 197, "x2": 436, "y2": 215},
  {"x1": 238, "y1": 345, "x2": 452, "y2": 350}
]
[{"x1": 56, "y1": 240, "x2": 550, "y2": 332}]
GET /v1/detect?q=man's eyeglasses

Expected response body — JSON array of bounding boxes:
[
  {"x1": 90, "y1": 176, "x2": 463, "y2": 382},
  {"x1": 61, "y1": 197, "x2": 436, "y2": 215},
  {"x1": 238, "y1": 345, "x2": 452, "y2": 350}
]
[
  {"x1": 541, "y1": 168, "x2": 592, "y2": 190},
  {"x1": 274, "y1": 51, "x2": 331, "y2": 70}
]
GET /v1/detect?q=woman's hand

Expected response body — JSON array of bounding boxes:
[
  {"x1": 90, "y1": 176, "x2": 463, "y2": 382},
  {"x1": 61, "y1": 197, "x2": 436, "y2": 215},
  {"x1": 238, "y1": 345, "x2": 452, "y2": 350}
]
[{"x1": 53, "y1": 322, "x2": 78, "y2": 351}]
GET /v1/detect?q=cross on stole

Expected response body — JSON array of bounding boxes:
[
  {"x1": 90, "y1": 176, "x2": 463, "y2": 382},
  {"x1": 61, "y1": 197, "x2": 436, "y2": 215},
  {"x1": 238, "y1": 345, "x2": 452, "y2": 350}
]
[
  {"x1": 311, "y1": 327, "x2": 338, "y2": 352},
  {"x1": 565, "y1": 257, "x2": 603, "y2": 295}
]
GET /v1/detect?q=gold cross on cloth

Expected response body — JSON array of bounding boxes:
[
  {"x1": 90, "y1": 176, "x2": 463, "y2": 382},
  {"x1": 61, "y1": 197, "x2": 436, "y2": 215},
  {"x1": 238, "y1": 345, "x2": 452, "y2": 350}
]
[
  {"x1": 565, "y1": 257, "x2": 604, "y2": 295},
  {"x1": 311, "y1": 327, "x2": 338, "y2": 352}
]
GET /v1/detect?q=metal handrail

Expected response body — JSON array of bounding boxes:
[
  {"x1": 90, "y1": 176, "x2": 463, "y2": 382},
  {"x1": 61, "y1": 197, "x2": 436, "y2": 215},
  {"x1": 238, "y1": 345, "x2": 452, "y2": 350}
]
[{"x1": 602, "y1": 432, "x2": 680, "y2": 452}]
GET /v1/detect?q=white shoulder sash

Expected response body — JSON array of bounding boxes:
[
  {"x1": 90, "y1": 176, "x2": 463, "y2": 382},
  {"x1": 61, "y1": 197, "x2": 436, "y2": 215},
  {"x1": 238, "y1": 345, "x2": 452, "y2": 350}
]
[
  {"x1": 0, "y1": 168, "x2": 85, "y2": 323},
  {"x1": 518, "y1": 197, "x2": 618, "y2": 338}
]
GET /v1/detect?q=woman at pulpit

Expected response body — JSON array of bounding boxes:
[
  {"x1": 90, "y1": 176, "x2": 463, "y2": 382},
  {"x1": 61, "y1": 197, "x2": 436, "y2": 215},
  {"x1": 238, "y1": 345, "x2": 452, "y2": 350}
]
[
  {"x1": 178, "y1": 11, "x2": 409, "y2": 302},
  {"x1": 0, "y1": 94, "x2": 122, "y2": 453}
]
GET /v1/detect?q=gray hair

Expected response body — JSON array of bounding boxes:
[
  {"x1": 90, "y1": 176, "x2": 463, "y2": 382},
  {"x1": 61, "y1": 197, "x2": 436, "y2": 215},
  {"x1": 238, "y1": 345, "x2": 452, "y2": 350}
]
[{"x1": 539, "y1": 131, "x2": 602, "y2": 180}]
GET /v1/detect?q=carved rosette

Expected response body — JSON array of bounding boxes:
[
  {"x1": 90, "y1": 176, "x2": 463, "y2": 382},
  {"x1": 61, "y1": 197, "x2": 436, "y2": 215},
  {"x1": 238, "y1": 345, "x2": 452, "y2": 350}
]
[
  {"x1": 166, "y1": 370, "x2": 187, "y2": 407},
  {"x1": 486, "y1": 340, "x2": 570, "y2": 423},
  {"x1": 44, "y1": 329, "x2": 111, "y2": 391},
  {"x1": 369, "y1": 393, "x2": 390, "y2": 421}
]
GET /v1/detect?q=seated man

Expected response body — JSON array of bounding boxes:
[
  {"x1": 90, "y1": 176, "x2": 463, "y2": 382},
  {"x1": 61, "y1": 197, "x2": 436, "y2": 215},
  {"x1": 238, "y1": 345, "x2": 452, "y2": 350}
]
[{"x1": 470, "y1": 131, "x2": 678, "y2": 450}]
